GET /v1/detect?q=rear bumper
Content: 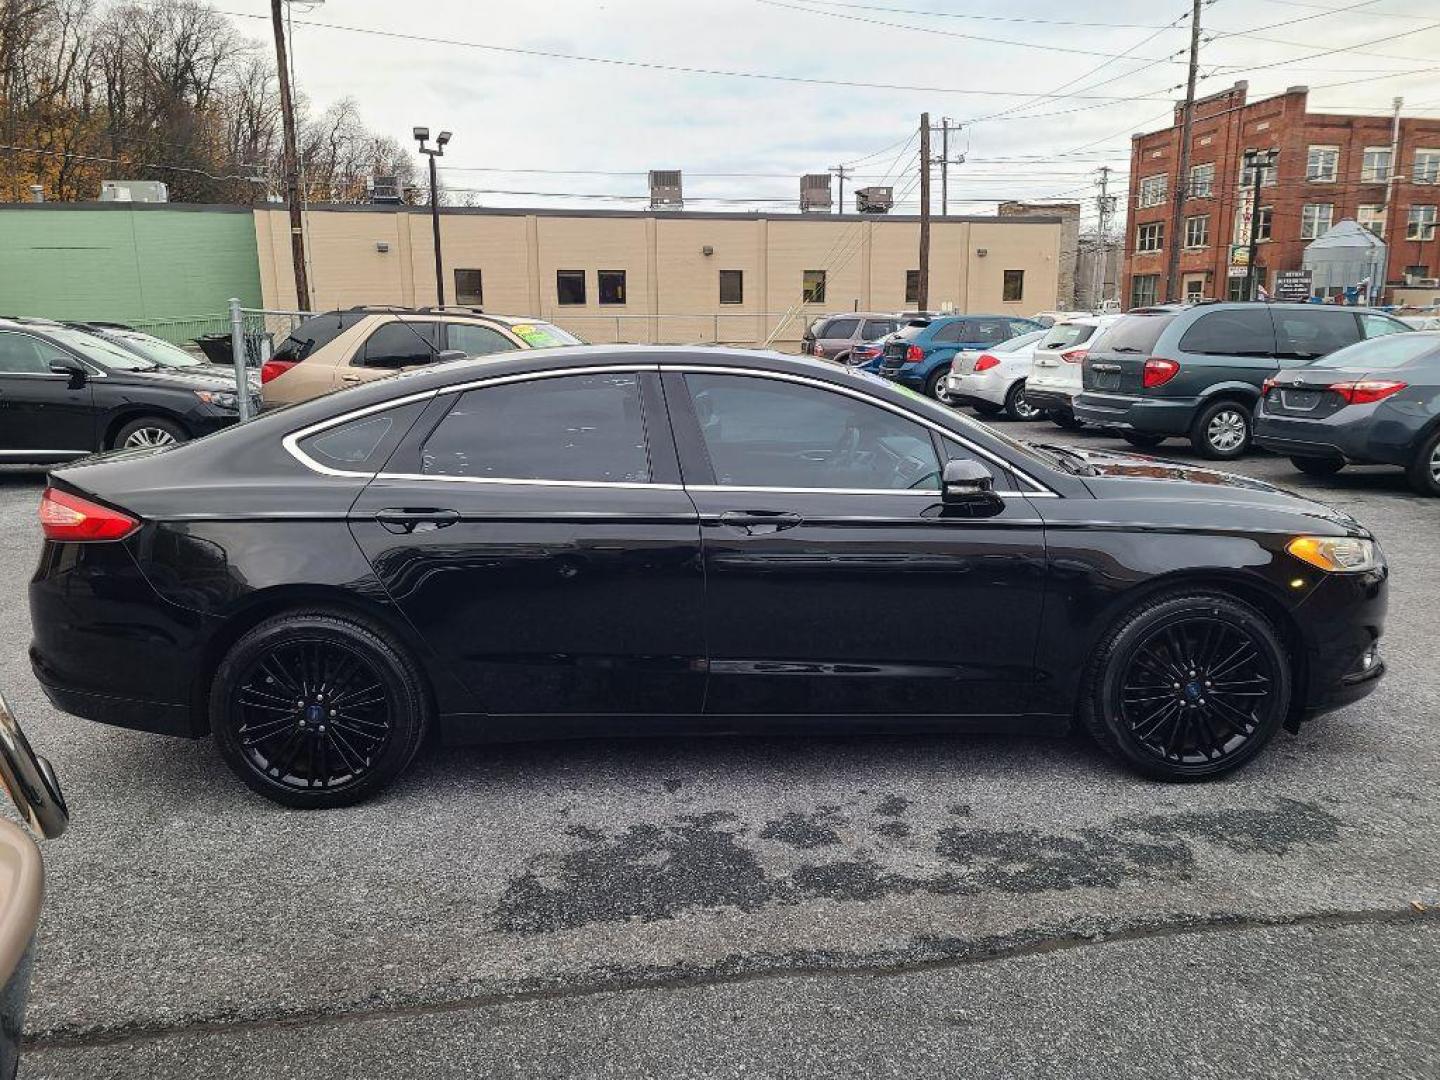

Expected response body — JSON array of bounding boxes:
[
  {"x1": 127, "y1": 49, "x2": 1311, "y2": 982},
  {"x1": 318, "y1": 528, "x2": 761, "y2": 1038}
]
[
  {"x1": 1073, "y1": 392, "x2": 1199, "y2": 435},
  {"x1": 878, "y1": 363, "x2": 925, "y2": 388},
  {"x1": 1254, "y1": 402, "x2": 1417, "y2": 467},
  {"x1": 946, "y1": 371, "x2": 1011, "y2": 406},
  {"x1": 32, "y1": 674, "x2": 201, "y2": 738},
  {"x1": 1024, "y1": 387, "x2": 1077, "y2": 414}
]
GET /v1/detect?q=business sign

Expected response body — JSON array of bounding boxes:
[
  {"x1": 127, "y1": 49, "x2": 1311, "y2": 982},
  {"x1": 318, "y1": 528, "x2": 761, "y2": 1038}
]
[
  {"x1": 1274, "y1": 270, "x2": 1313, "y2": 302},
  {"x1": 1228, "y1": 265, "x2": 1249, "y2": 278},
  {"x1": 1230, "y1": 244, "x2": 1250, "y2": 268}
]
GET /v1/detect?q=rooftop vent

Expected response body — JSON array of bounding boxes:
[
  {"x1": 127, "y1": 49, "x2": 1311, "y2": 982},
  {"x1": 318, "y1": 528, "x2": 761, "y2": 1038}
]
[
  {"x1": 369, "y1": 175, "x2": 403, "y2": 204},
  {"x1": 100, "y1": 180, "x2": 169, "y2": 203},
  {"x1": 800, "y1": 173, "x2": 832, "y2": 213},
  {"x1": 855, "y1": 186, "x2": 893, "y2": 214},
  {"x1": 649, "y1": 170, "x2": 683, "y2": 210}
]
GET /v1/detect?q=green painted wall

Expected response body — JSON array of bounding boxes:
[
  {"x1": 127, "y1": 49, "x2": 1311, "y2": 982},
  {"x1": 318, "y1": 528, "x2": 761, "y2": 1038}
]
[{"x1": 0, "y1": 205, "x2": 262, "y2": 323}]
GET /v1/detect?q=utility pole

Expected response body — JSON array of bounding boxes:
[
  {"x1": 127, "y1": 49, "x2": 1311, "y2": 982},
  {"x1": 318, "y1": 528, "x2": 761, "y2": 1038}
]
[
  {"x1": 1242, "y1": 149, "x2": 1275, "y2": 303},
  {"x1": 830, "y1": 164, "x2": 848, "y2": 214},
  {"x1": 270, "y1": 0, "x2": 310, "y2": 311},
  {"x1": 1093, "y1": 165, "x2": 1113, "y2": 309},
  {"x1": 1380, "y1": 96, "x2": 1403, "y2": 304},
  {"x1": 1164, "y1": 0, "x2": 1204, "y2": 303},
  {"x1": 918, "y1": 112, "x2": 931, "y2": 311},
  {"x1": 940, "y1": 117, "x2": 950, "y2": 216}
]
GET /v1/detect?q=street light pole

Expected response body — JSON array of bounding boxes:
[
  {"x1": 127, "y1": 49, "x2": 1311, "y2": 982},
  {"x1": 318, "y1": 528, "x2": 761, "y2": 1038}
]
[{"x1": 414, "y1": 127, "x2": 452, "y2": 306}]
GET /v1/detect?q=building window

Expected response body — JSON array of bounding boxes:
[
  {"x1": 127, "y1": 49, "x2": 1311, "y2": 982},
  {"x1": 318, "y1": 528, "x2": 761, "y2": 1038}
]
[
  {"x1": 1227, "y1": 268, "x2": 1268, "y2": 303},
  {"x1": 904, "y1": 270, "x2": 920, "y2": 305},
  {"x1": 1361, "y1": 146, "x2": 1392, "y2": 183},
  {"x1": 1003, "y1": 270, "x2": 1024, "y2": 302},
  {"x1": 719, "y1": 269, "x2": 743, "y2": 305},
  {"x1": 1357, "y1": 204, "x2": 1386, "y2": 236},
  {"x1": 597, "y1": 270, "x2": 626, "y2": 305},
  {"x1": 454, "y1": 269, "x2": 483, "y2": 307},
  {"x1": 1184, "y1": 215, "x2": 1210, "y2": 249},
  {"x1": 1188, "y1": 162, "x2": 1214, "y2": 199},
  {"x1": 1137, "y1": 174, "x2": 1167, "y2": 209},
  {"x1": 1135, "y1": 222, "x2": 1164, "y2": 253},
  {"x1": 1184, "y1": 278, "x2": 1205, "y2": 301},
  {"x1": 802, "y1": 270, "x2": 827, "y2": 304},
  {"x1": 1305, "y1": 146, "x2": 1339, "y2": 182},
  {"x1": 1413, "y1": 150, "x2": 1440, "y2": 185},
  {"x1": 1404, "y1": 264, "x2": 1431, "y2": 281},
  {"x1": 1240, "y1": 152, "x2": 1278, "y2": 188},
  {"x1": 1130, "y1": 274, "x2": 1160, "y2": 308},
  {"x1": 1407, "y1": 205, "x2": 1438, "y2": 241},
  {"x1": 1300, "y1": 203, "x2": 1334, "y2": 240},
  {"x1": 556, "y1": 270, "x2": 586, "y2": 305}
]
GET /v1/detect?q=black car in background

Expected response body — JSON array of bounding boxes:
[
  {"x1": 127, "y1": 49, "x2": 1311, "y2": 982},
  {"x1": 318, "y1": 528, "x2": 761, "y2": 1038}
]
[
  {"x1": 30, "y1": 346, "x2": 1386, "y2": 808},
  {"x1": 1257, "y1": 331, "x2": 1440, "y2": 495},
  {"x1": 65, "y1": 323, "x2": 259, "y2": 386},
  {"x1": 1073, "y1": 303, "x2": 1412, "y2": 459},
  {"x1": 0, "y1": 318, "x2": 253, "y2": 461}
]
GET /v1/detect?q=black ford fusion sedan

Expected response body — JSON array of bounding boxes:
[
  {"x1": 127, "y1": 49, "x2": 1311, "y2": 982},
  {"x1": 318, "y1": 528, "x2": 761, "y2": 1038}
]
[{"x1": 29, "y1": 346, "x2": 1387, "y2": 807}]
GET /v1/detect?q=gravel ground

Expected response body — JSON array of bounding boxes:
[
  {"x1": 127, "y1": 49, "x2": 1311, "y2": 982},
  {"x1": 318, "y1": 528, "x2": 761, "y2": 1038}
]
[{"x1": 2, "y1": 419, "x2": 1436, "y2": 1079}]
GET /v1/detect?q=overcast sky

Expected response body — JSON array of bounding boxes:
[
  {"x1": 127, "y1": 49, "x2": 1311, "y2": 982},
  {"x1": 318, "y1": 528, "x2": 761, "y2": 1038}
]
[{"x1": 220, "y1": 0, "x2": 1438, "y2": 225}]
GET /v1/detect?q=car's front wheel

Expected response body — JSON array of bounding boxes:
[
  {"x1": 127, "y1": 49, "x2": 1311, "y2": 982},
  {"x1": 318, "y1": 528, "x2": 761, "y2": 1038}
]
[
  {"x1": 1191, "y1": 400, "x2": 1252, "y2": 459},
  {"x1": 113, "y1": 416, "x2": 187, "y2": 451},
  {"x1": 1004, "y1": 380, "x2": 1042, "y2": 421},
  {"x1": 210, "y1": 611, "x2": 429, "y2": 808},
  {"x1": 1080, "y1": 592, "x2": 1291, "y2": 781}
]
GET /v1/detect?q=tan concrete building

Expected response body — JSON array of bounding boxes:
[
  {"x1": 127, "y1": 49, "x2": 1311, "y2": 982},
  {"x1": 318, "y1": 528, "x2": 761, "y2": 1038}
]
[{"x1": 254, "y1": 205, "x2": 1065, "y2": 346}]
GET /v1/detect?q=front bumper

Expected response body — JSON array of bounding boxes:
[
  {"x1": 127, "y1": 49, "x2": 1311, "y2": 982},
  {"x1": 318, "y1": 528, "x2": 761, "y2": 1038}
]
[
  {"x1": 1073, "y1": 392, "x2": 1200, "y2": 435},
  {"x1": 1292, "y1": 563, "x2": 1388, "y2": 720}
]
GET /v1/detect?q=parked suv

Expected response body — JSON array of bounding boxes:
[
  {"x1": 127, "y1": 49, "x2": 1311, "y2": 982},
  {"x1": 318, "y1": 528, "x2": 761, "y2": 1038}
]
[
  {"x1": 874, "y1": 314, "x2": 1044, "y2": 398},
  {"x1": 1021, "y1": 314, "x2": 1124, "y2": 429},
  {"x1": 800, "y1": 313, "x2": 903, "y2": 363},
  {"x1": 1073, "y1": 303, "x2": 1412, "y2": 459},
  {"x1": 261, "y1": 307, "x2": 582, "y2": 407},
  {"x1": 0, "y1": 317, "x2": 252, "y2": 460}
]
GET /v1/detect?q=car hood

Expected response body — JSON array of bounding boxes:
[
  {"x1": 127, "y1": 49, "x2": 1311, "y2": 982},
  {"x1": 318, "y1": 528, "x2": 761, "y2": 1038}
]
[
  {"x1": 1070, "y1": 447, "x2": 1367, "y2": 535},
  {"x1": 114, "y1": 366, "x2": 242, "y2": 391}
]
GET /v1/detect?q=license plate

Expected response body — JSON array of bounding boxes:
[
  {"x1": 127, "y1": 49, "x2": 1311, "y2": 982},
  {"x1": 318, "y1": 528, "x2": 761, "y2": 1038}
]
[
  {"x1": 1093, "y1": 372, "x2": 1120, "y2": 390},
  {"x1": 1281, "y1": 389, "x2": 1320, "y2": 411}
]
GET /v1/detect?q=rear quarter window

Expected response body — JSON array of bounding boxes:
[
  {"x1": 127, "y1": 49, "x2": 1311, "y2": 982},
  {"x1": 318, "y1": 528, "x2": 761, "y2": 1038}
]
[
  {"x1": 295, "y1": 399, "x2": 429, "y2": 473},
  {"x1": 272, "y1": 311, "x2": 368, "y2": 362},
  {"x1": 1178, "y1": 308, "x2": 1277, "y2": 356}
]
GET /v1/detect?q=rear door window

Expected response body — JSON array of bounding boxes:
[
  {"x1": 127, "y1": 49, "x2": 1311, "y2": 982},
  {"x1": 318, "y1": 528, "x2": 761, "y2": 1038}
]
[
  {"x1": 357, "y1": 322, "x2": 439, "y2": 369},
  {"x1": 1273, "y1": 309, "x2": 1362, "y2": 360},
  {"x1": 974, "y1": 319, "x2": 1014, "y2": 345},
  {"x1": 1177, "y1": 308, "x2": 1277, "y2": 356}
]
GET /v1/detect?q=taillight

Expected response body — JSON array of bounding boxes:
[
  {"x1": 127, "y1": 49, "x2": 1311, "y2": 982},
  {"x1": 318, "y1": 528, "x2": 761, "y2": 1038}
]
[
  {"x1": 1331, "y1": 379, "x2": 1407, "y2": 405},
  {"x1": 260, "y1": 359, "x2": 297, "y2": 384},
  {"x1": 1142, "y1": 357, "x2": 1181, "y2": 388},
  {"x1": 1261, "y1": 377, "x2": 1277, "y2": 395},
  {"x1": 39, "y1": 488, "x2": 138, "y2": 542},
  {"x1": 973, "y1": 353, "x2": 1000, "y2": 372},
  {"x1": 904, "y1": 345, "x2": 925, "y2": 363},
  {"x1": 1060, "y1": 348, "x2": 1087, "y2": 365}
]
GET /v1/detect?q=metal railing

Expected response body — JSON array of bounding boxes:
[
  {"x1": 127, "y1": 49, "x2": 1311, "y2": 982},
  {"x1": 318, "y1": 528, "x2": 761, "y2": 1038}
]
[
  {"x1": 534, "y1": 312, "x2": 812, "y2": 348},
  {"x1": 226, "y1": 301, "x2": 312, "y2": 420}
]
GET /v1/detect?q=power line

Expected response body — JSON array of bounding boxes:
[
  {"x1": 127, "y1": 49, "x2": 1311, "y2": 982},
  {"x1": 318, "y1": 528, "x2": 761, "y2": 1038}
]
[{"x1": 773, "y1": 1, "x2": 1174, "y2": 30}]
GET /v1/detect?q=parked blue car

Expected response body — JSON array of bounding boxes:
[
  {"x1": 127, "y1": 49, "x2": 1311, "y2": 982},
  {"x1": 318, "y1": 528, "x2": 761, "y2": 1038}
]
[{"x1": 871, "y1": 315, "x2": 1046, "y2": 399}]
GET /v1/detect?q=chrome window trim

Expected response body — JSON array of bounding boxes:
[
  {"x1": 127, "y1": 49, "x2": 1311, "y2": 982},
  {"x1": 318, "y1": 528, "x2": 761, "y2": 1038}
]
[
  {"x1": 379, "y1": 473, "x2": 680, "y2": 491},
  {"x1": 0, "y1": 449, "x2": 90, "y2": 457},
  {"x1": 281, "y1": 388, "x2": 442, "y2": 478}
]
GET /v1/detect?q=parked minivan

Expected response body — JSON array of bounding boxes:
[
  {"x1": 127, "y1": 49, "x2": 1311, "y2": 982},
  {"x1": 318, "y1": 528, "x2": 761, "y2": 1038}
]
[
  {"x1": 800, "y1": 313, "x2": 903, "y2": 363},
  {"x1": 1072, "y1": 303, "x2": 1412, "y2": 458}
]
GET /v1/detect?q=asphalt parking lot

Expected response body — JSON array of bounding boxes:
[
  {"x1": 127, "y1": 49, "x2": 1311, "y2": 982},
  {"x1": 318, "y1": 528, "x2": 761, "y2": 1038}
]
[{"x1": 4, "y1": 419, "x2": 1438, "y2": 1079}]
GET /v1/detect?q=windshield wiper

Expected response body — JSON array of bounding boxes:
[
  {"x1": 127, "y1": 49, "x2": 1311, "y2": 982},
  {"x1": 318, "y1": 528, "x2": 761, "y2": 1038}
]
[
  {"x1": 1026, "y1": 441, "x2": 1098, "y2": 476},
  {"x1": 1109, "y1": 346, "x2": 1145, "y2": 353}
]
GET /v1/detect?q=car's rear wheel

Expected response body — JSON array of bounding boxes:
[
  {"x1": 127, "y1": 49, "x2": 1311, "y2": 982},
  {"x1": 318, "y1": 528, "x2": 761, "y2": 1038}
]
[
  {"x1": 924, "y1": 369, "x2": 949, "y2": 402},
  {"x1": 1080, "y1": 592, "x2": 1291, "y2": 781},
  {"x1": 1048, "y1": 409, "x2": 1084, "y2": 431},
  {"x1": 1290, "y1": 456, "x2": 1345, "y2": 477},
  {"x1": 1190, "y1": 400, "x2": 1252, "y2": 459},
  {"x1": 1122, "y1": 432, "x2": 1166, "y2": 449},
  {"x1": 1004, "y1": 380, "x2": 1042, "y2": 421},
  {"x1": 1406, "y1": 429, "x2": 1440, "y2": 497},
  {"x1": 113, "y1": 416, "x2": 187, "y2": 451},
  {"x1": 210, "y1": 612, "x2": 429, "y2": 808}
]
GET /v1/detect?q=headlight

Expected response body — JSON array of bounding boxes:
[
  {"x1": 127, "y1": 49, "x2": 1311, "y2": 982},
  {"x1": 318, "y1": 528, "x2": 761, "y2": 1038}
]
[
  {"x1": 194, "y1": 389, "x2": 238, "y2": 411},
  {"x1": 1286, "y1": 536, "x2": 1379, "y2": 573}
]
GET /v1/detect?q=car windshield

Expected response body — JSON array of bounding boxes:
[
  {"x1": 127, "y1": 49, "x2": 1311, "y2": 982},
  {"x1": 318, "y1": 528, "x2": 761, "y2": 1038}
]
[
  {"x1": 1096, "y1": 313, "x2": 1177, "y2": 353},
  {"x1": 1036, "y1": 323, "x2": 1094, "y2": 350},
  {"x1": 43, "y1": 326, "x2": 160, "y2": 370},
  {"x1": 1308, "y1": 333, "x2": 1440, "y2": 370},
  {"x1": 107, "y1": 332, "x2": 206, "y2": 368}
]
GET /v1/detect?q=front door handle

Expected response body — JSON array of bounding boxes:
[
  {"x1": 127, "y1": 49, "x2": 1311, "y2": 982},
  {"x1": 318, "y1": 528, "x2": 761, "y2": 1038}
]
[
  {"x1": 718, "y1": 510, "x2": 803, "y2": 535},
  {"x1": 374, "y1": 508, "x2": 460, "y2": 533}
]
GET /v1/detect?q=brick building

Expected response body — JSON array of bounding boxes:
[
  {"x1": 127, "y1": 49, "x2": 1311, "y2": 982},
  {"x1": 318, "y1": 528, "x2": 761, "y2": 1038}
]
[{"x1": 1122, "y1": 82, "x2": 1440, "y2": 309}]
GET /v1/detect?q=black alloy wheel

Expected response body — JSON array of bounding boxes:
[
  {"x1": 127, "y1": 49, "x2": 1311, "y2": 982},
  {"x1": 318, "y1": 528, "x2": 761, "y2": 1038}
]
[
  {"x1": 1081, "y1": 593, "x2": 1290, "y2": 780},
  {"x1": 211, "y1": 612, "x2": 428, "y2": 808}
]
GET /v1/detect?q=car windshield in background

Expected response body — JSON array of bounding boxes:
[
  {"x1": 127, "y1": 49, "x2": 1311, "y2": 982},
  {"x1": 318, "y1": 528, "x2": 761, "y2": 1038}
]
[
  {"x1": 1037, "y1": 323, "x2": 1094, "y2": 350},
  {"x1": 1309, "y1": 333, "x2": 1440, "y2": 370},
  {"x1": 509, "y1": 322, "x2": 583, "y2": 348},
  {"x1": 107, "y1": 332, "x2": 205, "y2": 368},
  {"x1": 1097, "y1": 313, "x2": 1178, "y2": 354},
  {"x1": 44, "y1": 326, "x2": 160, "y2": 370}
]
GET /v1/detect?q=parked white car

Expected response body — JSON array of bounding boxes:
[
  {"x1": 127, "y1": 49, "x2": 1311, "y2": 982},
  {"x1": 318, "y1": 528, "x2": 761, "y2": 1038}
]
[
  {"x1": 943, "y1": 330, "x2": 1047, "y2": 419},
  {"x1": 1022, "y1": 314, "x2": 1125, "y2": 430}
]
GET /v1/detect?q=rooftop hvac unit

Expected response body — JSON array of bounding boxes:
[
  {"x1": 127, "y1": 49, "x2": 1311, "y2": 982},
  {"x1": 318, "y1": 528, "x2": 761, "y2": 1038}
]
[
  {"x1": 649, "y1": 170, "x2": 683, "y2": 210},
  {"x1": 369, "y1": 175, "x2": 403, "y2": 204},
  {"x1": 800, "y1": 173, "x2": 832, "y2": 213},
  {"x1": 855, "y1": 186, "x2": 893, "y2": 214},
  {"x1": 99, "y1": 180, "x2": 169, "y2": 203}
]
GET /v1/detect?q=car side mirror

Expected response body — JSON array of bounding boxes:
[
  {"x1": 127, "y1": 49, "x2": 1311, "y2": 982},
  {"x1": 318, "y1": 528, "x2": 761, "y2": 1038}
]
[
  {"x1": 49, "y1": 359, "x2": 86, "y2": 388},
  {"x1": 941, "y1": 459, "x2": 998, "y2": 506}
]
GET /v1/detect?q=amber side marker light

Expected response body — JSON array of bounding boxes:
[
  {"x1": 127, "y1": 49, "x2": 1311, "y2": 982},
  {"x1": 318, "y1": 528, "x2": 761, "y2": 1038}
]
[{"x1": 1286, "y1": 536, "x2": 1378, "y2": 573}]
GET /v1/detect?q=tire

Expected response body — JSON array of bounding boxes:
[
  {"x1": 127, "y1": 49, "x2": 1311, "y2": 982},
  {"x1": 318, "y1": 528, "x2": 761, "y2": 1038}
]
[
  {"x1": 1004, "y1": 380, "x2": 1043, "y2": 421},
  {"x1": 1122, "y1": 432, "x2": 1166, "y2": 449},
  {"x1": 1079, "y1": 592, "x2": 1291, "y2": 782},
  {"x1": 924, "y1": 369, "x2": 949, "y2": 402},
  {"x1": 209, "y1": 611, "x2": 430, "y2": 808},
  {"x1": 1290, "y1": 456, "x2": 1345, "y2": 477},
  {"x1": 1048, "y1": 409, "x2": 1084, "y2": 431},
  {"x1": 1406, "y1": 428, "x2": 1440, "y2": 496},
  {"x1": 112, "y1": 416, "x2": 188, "y2": 451},
  {"x1": 1189, "y1": 399, "x2": 1252, "y2": 459},
  {"x1": 971, "y1": 402, "x2": 1003, "y2": 417}
]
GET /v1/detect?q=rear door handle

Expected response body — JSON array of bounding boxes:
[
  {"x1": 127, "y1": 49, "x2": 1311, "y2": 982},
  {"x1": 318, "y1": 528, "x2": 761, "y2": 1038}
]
[
  {"x1": 718, "y1": 510, "x2": 802, "y2": 535},
  {"x1": 340, "y1": 373, "x2": 365, "y2": 384},
  {"x1": 374, "y1": 508, "x2": 460, "y2": 533}
]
